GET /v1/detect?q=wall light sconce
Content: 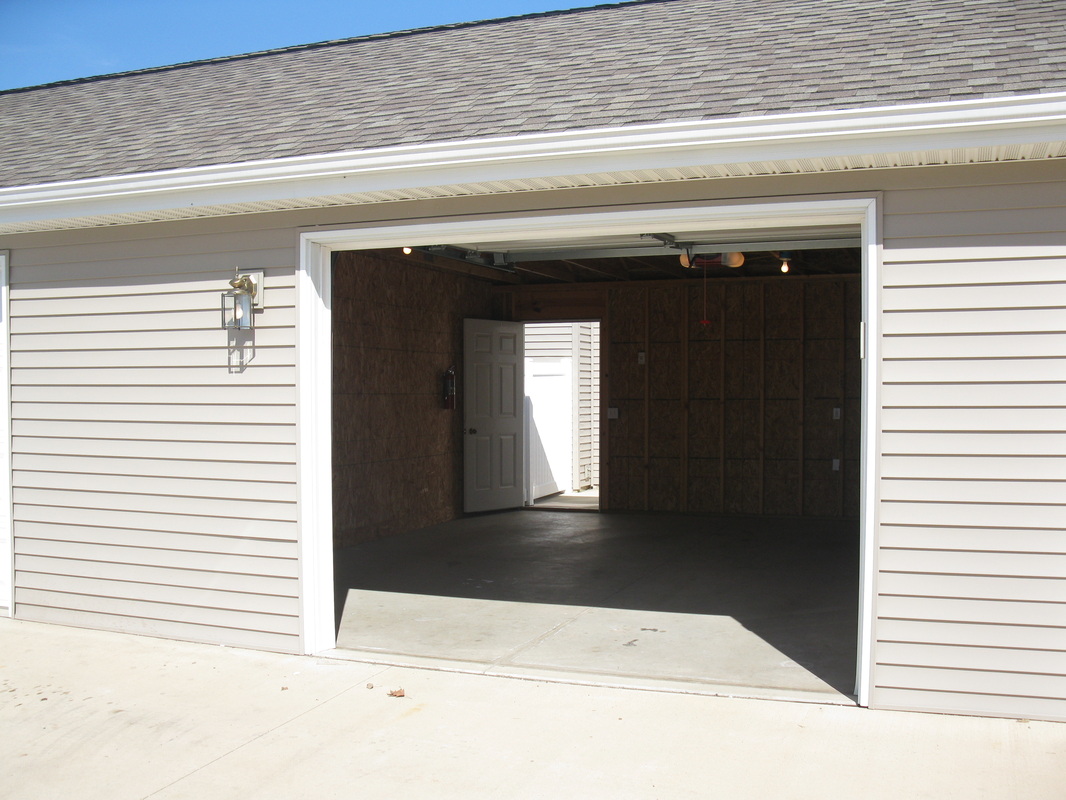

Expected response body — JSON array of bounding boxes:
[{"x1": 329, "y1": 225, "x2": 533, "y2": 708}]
[{"x1": 221, "y1": 269, "x2": 264, "y2": 330}]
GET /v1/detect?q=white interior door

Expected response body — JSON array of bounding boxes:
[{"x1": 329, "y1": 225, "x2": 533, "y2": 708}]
[{"x1": 464, "y1": 319, "x2": 525, "y2": 513}]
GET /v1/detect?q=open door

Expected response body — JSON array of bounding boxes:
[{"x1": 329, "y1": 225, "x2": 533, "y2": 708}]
[{"x1": 463, "y1": 319, "x2": 525, "y2": 512}]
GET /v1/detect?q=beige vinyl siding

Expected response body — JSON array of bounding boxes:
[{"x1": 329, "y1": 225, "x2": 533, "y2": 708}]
[
  {"x1": 524, "y1": 323, "x2": 574, "y2": 358},
  {"x1": 9, "y1": 227, "x2": 300, "y2": 652},
  {"x1": 575, "y1": 322, "x2": 599, "y2": 490},
  {"x1": 873, "y1": 177, "x2": 1066, "y2": 721}
]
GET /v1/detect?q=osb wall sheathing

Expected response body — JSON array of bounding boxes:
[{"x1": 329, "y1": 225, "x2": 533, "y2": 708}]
[
  {"x1": 332, "y1": 249, "x2": 496, "y2": 545},
  {"x1": 501, "y1": 273, "x2": 861, "y2": 518}
]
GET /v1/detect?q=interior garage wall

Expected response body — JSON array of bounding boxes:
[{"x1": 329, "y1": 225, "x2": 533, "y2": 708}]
[
  {"x1": 502, "y1": 273, "x2": 861, "y2": 516},
  {"x1": 331, "y1": 249, "x2": 495, "y2": 545}
]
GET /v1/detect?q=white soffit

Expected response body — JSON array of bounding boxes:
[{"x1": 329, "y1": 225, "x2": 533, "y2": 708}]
[{"x1": 1, "y1": 92, "x2": 1065, "y2": 235}]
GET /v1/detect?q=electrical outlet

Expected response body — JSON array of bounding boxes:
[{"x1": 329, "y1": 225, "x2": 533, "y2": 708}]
[
  {"x1": 832, "y1": 458, "x2": 841, "y2": 471},
  {"x1": 833, "y1": 407, "x2": 841, "y2": 420},
  {"x1": 637, "y1": 351, "x2": 646, "y2": 365}
]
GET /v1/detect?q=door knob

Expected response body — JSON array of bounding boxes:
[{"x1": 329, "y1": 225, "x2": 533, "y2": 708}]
[{"x1": 468, "y1": 428, "x2": 477, "y2": 434}]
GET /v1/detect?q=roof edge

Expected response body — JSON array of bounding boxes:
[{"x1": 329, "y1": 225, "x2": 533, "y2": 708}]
[
  {"x1": 2, "y1": 92, "x2": 1064, "y2": 232},
  {"x1": 0, "y1": 0, "x2": 658, "y2": 95}
]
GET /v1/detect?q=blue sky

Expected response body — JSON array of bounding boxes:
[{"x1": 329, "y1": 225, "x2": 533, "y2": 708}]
[{"x1": 0, "y1": 0, "x2": 589, "y2": 91}]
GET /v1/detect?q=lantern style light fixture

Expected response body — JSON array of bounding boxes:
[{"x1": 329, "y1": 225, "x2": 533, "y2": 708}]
[{"x1": 221, "y1": 269, "x2": 264, "y2": 330}]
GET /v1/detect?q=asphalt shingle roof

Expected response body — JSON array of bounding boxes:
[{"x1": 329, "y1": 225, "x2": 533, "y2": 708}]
[{"x1": 2, "y1": 0, "x2": 1065, "y2": 189}]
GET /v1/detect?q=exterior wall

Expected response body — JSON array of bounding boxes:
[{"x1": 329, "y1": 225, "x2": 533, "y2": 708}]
[
  {"x1": 331, "y1": 249, "x2": 494, "y2": 544},
  {"x1": 525, "y1": 323, "x2": 575, "y2": 498},
  {"x1": 575, "y1": 322, "x2": 598, "y2": 490},
  {"x1": 871, "y1": 177, "x2": 1066, "y2": 721},
  {"x1": 524, "y1": 322, "x2": 600, "y2": 493},
  {"x1": 7, "y1": 226, "x2": 302, "y2": 651},
  {"x1": 2, "y1": 160, "x2": 1064, "y2": 719}
]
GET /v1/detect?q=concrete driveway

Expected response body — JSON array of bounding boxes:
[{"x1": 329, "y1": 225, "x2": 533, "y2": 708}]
[{"x1": 1, "y1": 618, "x2": 1062, "y2": 799}]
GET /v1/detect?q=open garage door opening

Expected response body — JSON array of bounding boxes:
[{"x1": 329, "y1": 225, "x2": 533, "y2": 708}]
[{"x1": 328, "y1": 227, "x2": 864, "y2": 703}]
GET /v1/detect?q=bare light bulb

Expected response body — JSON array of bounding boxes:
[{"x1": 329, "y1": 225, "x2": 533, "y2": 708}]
[
  {"x1": 780, "y1": 261, "x2": 790, "y2": 273},
  {"x1": 402, "y1": 247, "x2": 413, "y2": 255}
]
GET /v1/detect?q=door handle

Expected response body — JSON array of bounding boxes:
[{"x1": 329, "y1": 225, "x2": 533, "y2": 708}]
[{"x1": 468, "y1": 428, "x2": 477, "y2": 435}]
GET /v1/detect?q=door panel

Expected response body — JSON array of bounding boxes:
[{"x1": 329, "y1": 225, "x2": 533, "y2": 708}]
[{"x1": 464, "y1": 319, "x2": 525, "y2": 512}]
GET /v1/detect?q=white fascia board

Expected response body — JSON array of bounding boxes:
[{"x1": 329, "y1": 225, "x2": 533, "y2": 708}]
[{"x1": 1, "y1": 91, "x2": 1065, "y2": 226}]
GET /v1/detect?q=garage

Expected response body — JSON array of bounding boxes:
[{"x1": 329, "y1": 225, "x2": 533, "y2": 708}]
[{"x1": 326, "y1": 215, "x2": 867, "y2": 701}]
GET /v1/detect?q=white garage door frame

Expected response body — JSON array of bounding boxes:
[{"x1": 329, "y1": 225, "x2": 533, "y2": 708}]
[{"x1": 295, "y1": 195, "x2": 882, "y2": 705}]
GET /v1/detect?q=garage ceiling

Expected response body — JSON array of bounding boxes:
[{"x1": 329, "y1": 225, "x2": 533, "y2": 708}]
[{"x1": 411, "y1": 224, "x2": 862, "y2": 284}]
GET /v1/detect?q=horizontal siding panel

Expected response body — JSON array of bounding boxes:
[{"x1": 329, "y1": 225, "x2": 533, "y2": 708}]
[
  {"x1": 884, "y1": 235, "x2": 1066, "y2": 259},
  {"x1": 15, "y1": 503, "x2": 297, "y2": 539},
  {"x1": 13, "y1": 419, "x2": 295, "y2": 444},
  {"x1": 12, "y1": 436, "x2": 296, "y2": 463},
  {"x1": 881, "y1": 308, "x2": 1065, "y2": 335},
  {"x1": 874, "y1": 664, "x2": 1066, "y2": 699},
  {"x1": 11, "y1": 384, "x2": 297, "y2": 405},
  {"x1": 878, "y1": 595, "x2": 1066, "y2": 628},
  {"x1": 880, "y1": 500, "x2": 1066, "y2": 529},
  {"x1": 12, "y1": 401, "x2": 296, "y2": 425},
  {"x1": 879, "y1": 547, "x2": 1066, "y2": 578},
  {"x1": 14, "y1": 538, "x2": 298, "y2": 578},
  {"x1": 13, "y1": 487, "x2": 298, "y2": 522},
  {"x1": 881, "y1": 333, "x2": 1066, "y2": 360},
  {"x1": 871, "y1": 686, "x2": 1066, "y2": 722},
  {"x1": 11, "y1": 453, "x2": 296, "y2": 483},
  {"x1": 14, "y1": 604, "x2": 298, "y2": 653},
  {"x1": 880, "y1": 384, "x2": 1066, "y2": 408},
  {"x1": 881, "y1": 478, "x2": 1066, "y2": 505},
  {"x1": 881, "y1": 455, "x2": 1066, "y2": 481},
  {"x1": 884, "y1": 208, "x2": 1066, "y2": 239},
  {"x1": 13, "y1": 470, "x2": 298, "y2": 504},
  {"x1": 883, "y1": 283, "x2": 1066, "y2": 312},
  {"x1": 16, "y1": 521, "x2": 295, "y2": 557},
  {"x1": 877, "y1": 572, "x2": 1065, "y2": 603},
  {"x1": 881, "y1": 432, "x2": 1066, "y2": 456},
  {"x1": 877, "y1": 642, "x2": 1066, "y2": 675},
  {"x1": 880, "y1": 359, "x2": 1066, "y2": 384},
  {"x1": 11, "y1": 286, "x2": 297, "y2": 316},
  {"x1": 876, "y1": 618, "x2": 1066, "y2": 651},
  {"x1": 882, "y1": 407, "x2": 1066, "y2": 433},
  {"x1": 883, "y1": 259, "x2": 1066, "y2": 288},
  {"x1": 10, "y1": 306, "x2": 295, "y2": 334},
  {"x1": 11, "y1": 229, "x2": 296, "y2": 271},
  {"x1": 11, "y1": 326, "x2": 295, "y2": 351},
  {"x1": 11, "y1": 365, "x2": 296, "y2": 386},
  {"x1": 10, "y1": 347, "x2": 296, "y2": 369},
  {"x1": 14, "y1": 588, "x2": 299, "y2": 635},
  {"x1": 881, "y1": 182, "x2": 1066, "y2": 215},
  {"x1": 18, "y1": 572, "x2": 299, "y2": 616},
  {"x1": 14, "y1": 553, "x2": 296, "y2": 596},
  {"x1": 879, "y1": 524, "x2": 1066, "y2": 554},
  {"x1": 12, "y1": 263, "x2": 295, "y2": 296}
]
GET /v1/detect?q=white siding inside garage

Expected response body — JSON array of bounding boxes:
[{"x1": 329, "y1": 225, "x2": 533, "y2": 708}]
[
  {"x1": 874, "y1": 178, "x2": 1066, "y2": 721},
  {"x1": 9, "y1": 228, "x2": 300, "y2": 652}
]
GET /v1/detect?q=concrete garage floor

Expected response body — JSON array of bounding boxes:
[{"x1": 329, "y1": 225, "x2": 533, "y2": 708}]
[{"x1": 333, "y1": 511, "x2": 859, "y2": 703}]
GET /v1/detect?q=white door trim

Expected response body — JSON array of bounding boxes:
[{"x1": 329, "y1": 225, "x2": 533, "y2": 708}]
[
  {"x1": 295, "y1": 237, "x2": 335, "y2": 654},
  {"x1": 0, "y1": 250, "x2": 11, "y2": 616},
  {"x1": 297, "y1": 196, "x2": 881, "y2": 709}
]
